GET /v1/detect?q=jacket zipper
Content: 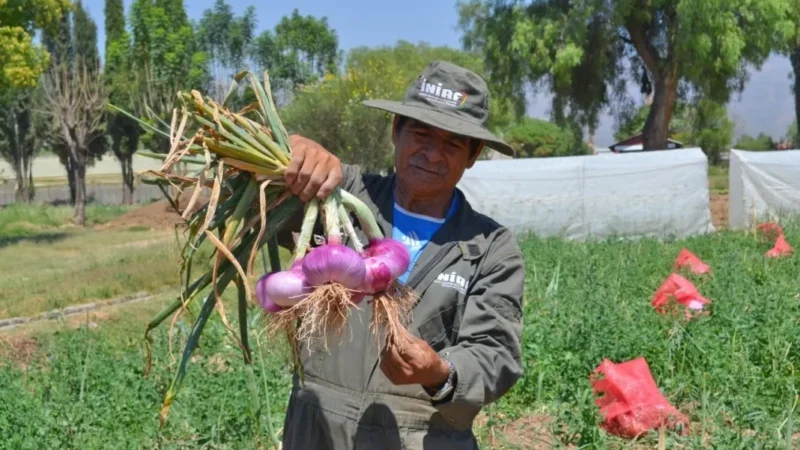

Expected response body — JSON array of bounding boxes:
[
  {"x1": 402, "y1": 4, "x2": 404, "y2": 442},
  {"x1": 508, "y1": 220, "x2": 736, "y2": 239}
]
[{"x1": 360, "y1": 242, "x2": 458, "y2": 405}]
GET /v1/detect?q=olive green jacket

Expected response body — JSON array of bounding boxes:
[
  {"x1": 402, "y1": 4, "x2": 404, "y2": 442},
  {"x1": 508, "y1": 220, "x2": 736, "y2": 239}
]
[{"x1": 281, "y1": 164, "x2": 525, "y2": 449}]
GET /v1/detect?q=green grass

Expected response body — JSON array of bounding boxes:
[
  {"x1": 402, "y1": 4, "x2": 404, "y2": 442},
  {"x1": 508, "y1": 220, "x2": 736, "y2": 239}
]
[
  {"x1": 0, "y1": 202, "x2": 216, "y2": 319},
  {"x1": 0, "y1": 228, "x2": 202, "y2": 319},
  {"x1": 483, "y1": 221, "x2": 799, "y2": 448},
  {"x1": 0, "y1": 201, "x2": 292, "y2": 320},
  {"x1": 0, "y1": 307, "x2": 292, "y2": 449},
  {"x1": 708, "y1": 165, "x2": 728, "y2": 194},
  {"x1": 0, "y1": 223, "x2": 290, "y2": 320},
  {"x1": 0, "y1": 203, "x2": 136, "y2": 242},
  {"x1": 0, "y1": 222, "x2": 797, "y2": 449}
]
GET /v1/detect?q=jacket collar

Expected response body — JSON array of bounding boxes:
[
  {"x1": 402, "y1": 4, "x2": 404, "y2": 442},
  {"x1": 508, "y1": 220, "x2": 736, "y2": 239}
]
[{"x1": 371, "y1": 174, "x2": 489, "y2": 264}]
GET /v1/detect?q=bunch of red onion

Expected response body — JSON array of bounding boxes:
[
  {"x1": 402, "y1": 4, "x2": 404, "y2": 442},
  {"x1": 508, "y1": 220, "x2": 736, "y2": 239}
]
[
  {"x1": 256, "y1": 189, "x2": 415, "y2": 350},
  {"x1": 257, "y1": 239, "x2": 410, "y2": 311}
]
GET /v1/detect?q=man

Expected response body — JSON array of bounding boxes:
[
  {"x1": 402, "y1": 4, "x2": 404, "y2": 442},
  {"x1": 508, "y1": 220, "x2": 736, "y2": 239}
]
[{"x1": 279, "y1": 60, "x2": 525, "y2": 449}]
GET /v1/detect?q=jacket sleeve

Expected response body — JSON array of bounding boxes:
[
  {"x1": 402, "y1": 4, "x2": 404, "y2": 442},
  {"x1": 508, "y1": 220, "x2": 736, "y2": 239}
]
[
  {"x1": 339, "y1": 163, "x2": 361, "y2": 192},
  {"x1": 432, "y1": 230, "x2": 525, "y2": 429}
]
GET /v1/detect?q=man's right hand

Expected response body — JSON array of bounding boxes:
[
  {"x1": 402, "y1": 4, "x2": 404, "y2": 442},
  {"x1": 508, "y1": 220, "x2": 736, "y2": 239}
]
[{"x1": 285, "y1": 135, "x2": 343, "y2": 202}]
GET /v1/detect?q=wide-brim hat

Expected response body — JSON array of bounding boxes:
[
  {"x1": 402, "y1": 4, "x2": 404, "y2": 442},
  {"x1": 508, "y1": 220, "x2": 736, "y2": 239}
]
[{"x1": 362, "y1": 60, "x2": 516, "y2": 157}]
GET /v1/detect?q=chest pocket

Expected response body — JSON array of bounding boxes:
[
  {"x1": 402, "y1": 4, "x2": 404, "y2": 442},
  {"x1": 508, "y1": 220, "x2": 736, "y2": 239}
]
[
  {"x1": 417, "y1": 304, "x2": 456, "y2": 352},
  {"x1": 414, "y1": 243, "x2": 486, "y2": 352}
]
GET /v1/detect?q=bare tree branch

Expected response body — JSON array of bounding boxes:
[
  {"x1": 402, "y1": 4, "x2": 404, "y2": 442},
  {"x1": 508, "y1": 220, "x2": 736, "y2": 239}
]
[{"x1": 39, "y1": 56, "x2": 105, "y2": 225}]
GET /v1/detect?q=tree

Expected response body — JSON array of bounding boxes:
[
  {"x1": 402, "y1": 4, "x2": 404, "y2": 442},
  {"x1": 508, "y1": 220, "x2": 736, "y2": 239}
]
[
  {"x1": 40, "y1": 1, "x2": 106, "y2": 226},
  {"x1": 615, "y1": 100, "x2": 733, "y2": 163},
  {"x1": 458, "y1": 0, "x2": 792, "y2": 151},
  {"x1": 0, "y1": 0, "x2": 69, "y2": 202},
  {"x1": 130, "y1": 0, "x2": 209, "y2": 153},
  {"x1": 681, "y1": 100, "x2": 734, "y2": 165},
  {"x1": 615, "y1": 104, "x2": 650, "y2": 143},
  {"x1": 735, "y1": 133, "x2": 776, "y2": 151},
  {"x1": 283, "y1": 73, "x2": 393, "y2": 172},
  {"x1": 503, "y1": 118, "x2": 592, "y2": 158},
  {"x1": 614, "y1": 102, "x2": 693, "y2": 141},
  {"x1": 74, "y1": 1, "x2": 99, "y2": 69},
  {"x1": 196, "y1": 0, "x2": 257, "y2": 101},
  {"x1": 282, "y1": 41, "x2": 517, "y2": 171},
  {"x1": 250, "y1": 9, "x2": 339, "y2": 103},
  {"x1": 40, "y1": 1, "x2": 107, "y2": 206},
  {"x1": 105, "y1": 0, "x2": 140, "y2": 204},
  {"x1": 784, "y1": 2, "x2": 800, "y2": 146},
  {"x1": 0, "y1": 89, "x2": 43, "y2": 202},
  {"x1": 785, "y1": 120, "x2": 799, "y2": 147},
  {"x1": 0, "y1": 0, "x2": 70, "y2": 90}
]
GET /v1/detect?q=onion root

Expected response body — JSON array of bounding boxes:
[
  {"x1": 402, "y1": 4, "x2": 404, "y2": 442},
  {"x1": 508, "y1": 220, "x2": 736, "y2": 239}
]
[
  {"x1": 268, "y1": 282, "x2": 360, "y2": 352},
  {"x1": 370, "y1": 281, "x2": 418, "y2": 351}
]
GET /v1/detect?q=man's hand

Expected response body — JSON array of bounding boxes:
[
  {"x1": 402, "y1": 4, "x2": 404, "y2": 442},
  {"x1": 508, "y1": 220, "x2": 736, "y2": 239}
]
[
  {"x1": 285, "y1": 135, "x2": 342, "y2": 202},
  {"x1": 380, "y1": 334, "x2": 450, "y2": 390}
]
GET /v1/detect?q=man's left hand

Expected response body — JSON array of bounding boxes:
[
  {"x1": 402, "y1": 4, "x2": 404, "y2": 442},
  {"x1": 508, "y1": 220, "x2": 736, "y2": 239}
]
[{"x1": 379, "y1": 334, "x2": 450, "y2": 390}]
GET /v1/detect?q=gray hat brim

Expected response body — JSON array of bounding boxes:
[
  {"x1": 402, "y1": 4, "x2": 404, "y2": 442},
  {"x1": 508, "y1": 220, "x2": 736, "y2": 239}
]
[{"x1": 362, "y1": 99, "x2": 516, "y2": 157}]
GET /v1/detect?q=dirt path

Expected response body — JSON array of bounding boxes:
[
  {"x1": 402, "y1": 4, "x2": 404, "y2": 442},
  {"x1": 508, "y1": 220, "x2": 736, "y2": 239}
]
[
  {"x1": 0, "y1": 292, "x2": 155, "y2": 332},
  {"x1": 97, "y1": 187, "x2": 209, "y2": 231},
  {"x1": 710, "y1": 193, "x2": 729, "y2": 229}
]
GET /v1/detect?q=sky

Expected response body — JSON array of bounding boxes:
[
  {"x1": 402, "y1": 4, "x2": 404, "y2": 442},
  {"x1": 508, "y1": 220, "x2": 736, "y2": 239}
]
[{"x1": 81, "y1": 0, "x2": 796, "y2": 147}]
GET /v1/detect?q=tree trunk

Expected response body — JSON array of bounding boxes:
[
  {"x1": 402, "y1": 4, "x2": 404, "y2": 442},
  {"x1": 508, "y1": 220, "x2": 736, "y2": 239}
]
[
  {"x1": 625, "y1": 18, "x2": 678, "y2": 151},
  {"x1": 790, "y1": 47, "x2": 800, "y2": 144},
  {"x1": 72, "y1": 159, "x2": 87, "y2": 226},
  {"x1": 642, "y1": 70, "x2": 678, "y2": 151},
  {"x1": 13, "y1": 171, "x2": 32, "y2": 203},
  {"x1": 5, "y1": 106, "x2": 36, "y2": 203},
  {"x1": 13, "y1": 149, "x2": 35, "y2": 203},
  {"x1": 65, "y1": 157, "x2": 77, "y2": 205},
  {"x1": 121, "y1": 154, "x2": 134, "y2": 205}
]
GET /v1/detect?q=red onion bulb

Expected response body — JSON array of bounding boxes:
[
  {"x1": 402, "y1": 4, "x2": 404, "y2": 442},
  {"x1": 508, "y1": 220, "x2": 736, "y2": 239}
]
[
  {"x1": 364, "y1": 239, "x2": 411, "y2": 277},
  {"x1": 361, "y1": 256, "x2": 395, "y2": 293},
  {"x1": 256, "y1": 270, "x2": 311, "y2": 309},
  {"x1": 358, "y1": 239, "x2": 412, "y2": 294},
  {"x1": 260, "y1": 295, "x2": 283, "y2": 314},
  {"x1": 290, "y1": 259, "x2": 304, "y2": 272},
  {"x1": 301, "y1": 244, "x2": 366, "y2": 289}
]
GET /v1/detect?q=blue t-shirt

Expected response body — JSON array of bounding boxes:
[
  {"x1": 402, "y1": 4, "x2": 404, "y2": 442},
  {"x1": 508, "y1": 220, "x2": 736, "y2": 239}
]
[{"x1": 392, "y1": 192, "x2": 460, "y2": 284}]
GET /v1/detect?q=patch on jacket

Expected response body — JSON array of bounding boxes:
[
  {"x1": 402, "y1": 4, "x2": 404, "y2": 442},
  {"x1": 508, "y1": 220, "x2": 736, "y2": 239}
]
[{"x1": 434, "y1": 271, "x2": 469, "y2": 294}]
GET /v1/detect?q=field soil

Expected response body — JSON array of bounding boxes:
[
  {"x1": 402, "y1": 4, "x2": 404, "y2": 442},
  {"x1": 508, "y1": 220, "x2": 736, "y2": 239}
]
[
  {"x1": 710, "y1": 193, "x2": 729, "y2": 229},
  {"x1": 98, "y1": 199, "x2": 186, "y2": 230},
  {"x1": 99, "y1": 188, "x2": 208, "y2": 230},
  {"x1": 0, "y1": 335, "x2": 40, "y2": 370},
  {"x1": 476, "y1": 412, "x2": 565, "y2": 449}
]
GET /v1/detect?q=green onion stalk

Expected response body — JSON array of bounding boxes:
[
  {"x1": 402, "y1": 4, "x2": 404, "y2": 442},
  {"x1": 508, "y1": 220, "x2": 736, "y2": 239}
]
[
  {"x1": 111, "y1": 70, "x2": 415, "y2": 426},
  {"x1": 264, "y1": 185, "x2": 417, "y2": 361}
]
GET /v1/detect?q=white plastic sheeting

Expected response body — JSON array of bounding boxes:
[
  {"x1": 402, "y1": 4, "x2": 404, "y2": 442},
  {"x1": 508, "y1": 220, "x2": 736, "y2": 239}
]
[
  {"x1": 457, "y1": 148, "x2": 715, "y2": 241},
  {"x1": 728, "y1": 149, "x2": 800, "y2": 229}
]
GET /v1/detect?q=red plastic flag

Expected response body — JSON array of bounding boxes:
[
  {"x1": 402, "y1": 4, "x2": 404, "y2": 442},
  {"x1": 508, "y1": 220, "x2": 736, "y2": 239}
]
[
  {"x1": 591, "y1": 358, "x2": 689, "y2": 439},
  {"x1": 673, "y1": 249, "x2": 711, "y2": 275},
  {"x1": 766, "y1": 233, "x2": 794, "y2": 258},
  {"x1": 757, "y1": 222, "x2": 794, "y2": 258},
  {"x1": 757, "y1": 222, "x2": 784, "y2": 241},
  {"x1": 652, "y1": 273, "x2": 710, "y2": 318}
]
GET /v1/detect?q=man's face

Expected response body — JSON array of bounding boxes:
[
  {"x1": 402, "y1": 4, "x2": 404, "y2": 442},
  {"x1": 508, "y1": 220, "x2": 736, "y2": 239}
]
[{"x1": 393, "y1": 117, "x2": 483, "y2": 197}]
